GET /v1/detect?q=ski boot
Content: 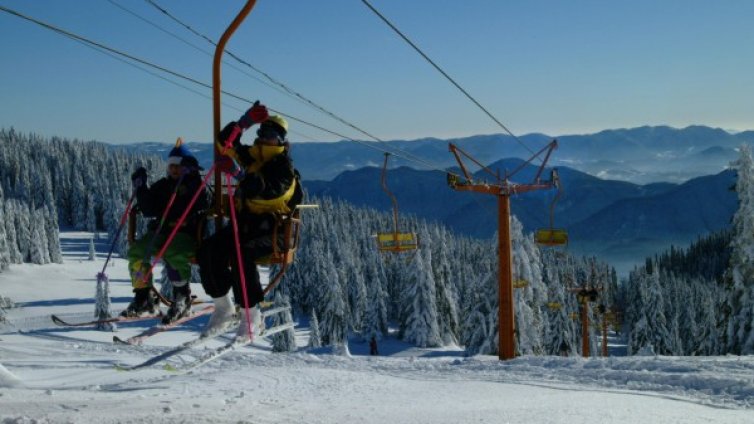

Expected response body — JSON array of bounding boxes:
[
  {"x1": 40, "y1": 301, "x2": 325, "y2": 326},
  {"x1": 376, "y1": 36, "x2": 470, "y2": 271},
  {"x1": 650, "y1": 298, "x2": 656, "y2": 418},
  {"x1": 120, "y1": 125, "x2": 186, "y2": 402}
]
[
  {"x1": 161, "y1": 283, "x2": 192, "y2": 325},
  {"x1": 235, "y1": 304, "x2": 265, "y2": 341},
  {"x1": 120, "y1": 287, "x2": 158, "y2": 317},
  {"x1": 201, "y1": 293, "x2": 236, "y2": 337}
]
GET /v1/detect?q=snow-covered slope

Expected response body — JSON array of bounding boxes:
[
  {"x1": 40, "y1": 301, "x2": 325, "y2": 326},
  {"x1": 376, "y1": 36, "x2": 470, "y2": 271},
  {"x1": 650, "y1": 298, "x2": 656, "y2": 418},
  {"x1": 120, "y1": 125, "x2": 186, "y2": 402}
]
[{"x1": 1, "y1": 232, "x2": 753, "y2": 423}]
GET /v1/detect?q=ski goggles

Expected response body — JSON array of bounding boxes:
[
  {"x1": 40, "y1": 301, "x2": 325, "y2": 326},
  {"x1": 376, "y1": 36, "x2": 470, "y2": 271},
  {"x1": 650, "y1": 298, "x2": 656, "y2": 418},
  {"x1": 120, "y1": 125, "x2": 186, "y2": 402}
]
[{"x1": 256, "y1": 126, "x2": 283, "y2": 143}]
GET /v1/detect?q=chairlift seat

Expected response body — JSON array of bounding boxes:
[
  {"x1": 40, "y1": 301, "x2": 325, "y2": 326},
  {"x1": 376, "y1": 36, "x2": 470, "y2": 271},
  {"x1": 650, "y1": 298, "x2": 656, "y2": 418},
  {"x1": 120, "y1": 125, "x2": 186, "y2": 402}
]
[
  {"x1": 535, "y1": 228, "x2": 568, "y2": 246},
  {"x1": 512, "y1": 279, "x2": 529, "y2": 288},
  {"x1": 546, "y1": 302, "x2": 562, "y2": 310},
  {"x1": 255, "y1": 210, "x2": 301, "y2": 266},
  {"x1": 376, "y1": 232, "x2": 419, "y2": 252}
]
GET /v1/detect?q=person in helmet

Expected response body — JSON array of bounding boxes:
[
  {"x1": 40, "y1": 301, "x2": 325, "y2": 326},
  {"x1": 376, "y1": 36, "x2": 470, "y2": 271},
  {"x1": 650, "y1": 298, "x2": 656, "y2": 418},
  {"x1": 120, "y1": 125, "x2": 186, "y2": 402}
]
[
  {"x1": 125, "y1": 139, "x2": 208, "y2": 323},
  {"x1": 199, "y1": 102, "x2": 302, "y2": 341}
]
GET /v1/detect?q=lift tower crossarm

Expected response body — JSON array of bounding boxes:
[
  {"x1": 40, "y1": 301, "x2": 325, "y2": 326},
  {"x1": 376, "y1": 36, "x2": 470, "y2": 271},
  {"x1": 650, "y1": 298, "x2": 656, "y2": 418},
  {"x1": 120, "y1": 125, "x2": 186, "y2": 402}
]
[{"x1": 447, "y1": 140, "x2": 560, "y2": 360}]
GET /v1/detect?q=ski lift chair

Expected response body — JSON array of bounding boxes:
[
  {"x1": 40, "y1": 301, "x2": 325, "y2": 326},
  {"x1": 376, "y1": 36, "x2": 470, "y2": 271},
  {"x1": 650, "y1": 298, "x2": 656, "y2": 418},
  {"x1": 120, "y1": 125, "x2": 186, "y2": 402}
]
[
  {"x1": 376, "y1": 153, "x2": 419, "y2": 254},
  {"x1": 376, "y1": 231, "x2": 419, "y2": 252},
  {"x1": 215, "y1": 190, "x2": 316, "y2": 295},
  {"x1": 258, "y1": 207, "x2": 303, "y2": 295},
  {"x1": 535, "y1": 169, "x2": 568, "y2": 247}
]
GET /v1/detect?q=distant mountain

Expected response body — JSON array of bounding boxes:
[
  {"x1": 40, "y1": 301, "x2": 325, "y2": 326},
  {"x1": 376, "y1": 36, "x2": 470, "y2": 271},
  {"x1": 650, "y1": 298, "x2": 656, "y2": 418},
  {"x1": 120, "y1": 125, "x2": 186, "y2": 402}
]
[
  {"x1": 119, "y1": 125, "x2": 754, "y2": 185},
  {"x1": 303, "y1": 162, "x2": 737, "y2": 276},
  {"x1": 115, "y1": 125, "x2": 744, "y2": 275}
]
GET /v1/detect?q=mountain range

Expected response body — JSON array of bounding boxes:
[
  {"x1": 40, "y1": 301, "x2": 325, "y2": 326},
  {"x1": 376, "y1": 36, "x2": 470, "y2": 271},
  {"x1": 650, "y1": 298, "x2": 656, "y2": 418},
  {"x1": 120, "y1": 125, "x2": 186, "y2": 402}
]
[{"x1": 119, "y1": 125, "x2": 745, "y2": 275}]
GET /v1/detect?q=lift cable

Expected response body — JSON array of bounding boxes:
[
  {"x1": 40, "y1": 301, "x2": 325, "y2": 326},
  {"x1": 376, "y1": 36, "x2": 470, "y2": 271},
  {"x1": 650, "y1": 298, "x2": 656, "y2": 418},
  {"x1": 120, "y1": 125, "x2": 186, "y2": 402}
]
[
  {"x1": 360, "y1": 0, "x2": 547, "y2": 169},
  {"x1": 106, "y1": 0, "x2": 302, "y2": 106},
  {"x1": 2, "y1": 4, "x2": 497, "y2": 217},
  {"x1": 142, "y1": 0, "x2": 452, "y2": 174},
  {"x1": 145, "y1": 0, "x2": 385, "y2": 143},
  {"x1": 0, "y1": 4, "x2": 451, "y2": 174}
]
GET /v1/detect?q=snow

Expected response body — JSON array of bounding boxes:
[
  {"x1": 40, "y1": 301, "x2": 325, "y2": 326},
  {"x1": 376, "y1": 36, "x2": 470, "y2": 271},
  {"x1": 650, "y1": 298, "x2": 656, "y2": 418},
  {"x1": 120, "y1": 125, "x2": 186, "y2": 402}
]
[{"x1": 1, "y1": 233, "x2": 753, "y2": 423}]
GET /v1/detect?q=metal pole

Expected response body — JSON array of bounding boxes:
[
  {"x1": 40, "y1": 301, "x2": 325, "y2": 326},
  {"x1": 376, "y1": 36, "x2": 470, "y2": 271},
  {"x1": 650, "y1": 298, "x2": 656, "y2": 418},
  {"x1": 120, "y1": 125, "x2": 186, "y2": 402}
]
[
  {"x1": 213, "y1": 0, "x2": 257, "y2": 228},
  {"x1": 602, "y1": 311, "x2": 608, "y2": 357},
  {"x1": 581, "y1": 301, "x2": 590, "y2": 357},
  {"x1": 498, "y1": 193, "x2": 515, "y2": 360}
]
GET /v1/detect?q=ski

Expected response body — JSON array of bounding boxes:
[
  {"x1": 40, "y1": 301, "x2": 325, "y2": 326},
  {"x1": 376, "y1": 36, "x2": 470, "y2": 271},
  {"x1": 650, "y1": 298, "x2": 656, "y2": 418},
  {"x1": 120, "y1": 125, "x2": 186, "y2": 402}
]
[
  {"x1": 50, "y1": 312, "x2": 161, "y2": 327},
  {"x1": 114, "y1": 331, "x2": 221, "y2": 372},
  {"x1": 114, "y1": 305, "x2": 293, "y2": 371},
  {"x1": 112, "y1": 305, "x2": 214, "y2": 346},
  {"x1": 166, "y1": 322, "x2": 295, "y2": 372},
  {"x1": 259, "y1": 305, "x2": 290, "y2": 317}
]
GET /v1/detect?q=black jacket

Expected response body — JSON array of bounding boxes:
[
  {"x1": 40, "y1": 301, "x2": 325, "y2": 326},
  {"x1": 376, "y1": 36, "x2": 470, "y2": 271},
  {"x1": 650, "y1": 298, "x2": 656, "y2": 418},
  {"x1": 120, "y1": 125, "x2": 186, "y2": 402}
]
[{"x1": 135, "y1": 172, "x2": 208, "y2": 235}]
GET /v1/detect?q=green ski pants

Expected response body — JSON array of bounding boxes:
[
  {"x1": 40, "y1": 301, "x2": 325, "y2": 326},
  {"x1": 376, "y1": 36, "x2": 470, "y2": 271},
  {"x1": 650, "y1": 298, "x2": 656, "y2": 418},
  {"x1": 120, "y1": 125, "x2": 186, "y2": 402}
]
[{"x1": 127, "y1": 231, "x2": 198, "y2": 289}]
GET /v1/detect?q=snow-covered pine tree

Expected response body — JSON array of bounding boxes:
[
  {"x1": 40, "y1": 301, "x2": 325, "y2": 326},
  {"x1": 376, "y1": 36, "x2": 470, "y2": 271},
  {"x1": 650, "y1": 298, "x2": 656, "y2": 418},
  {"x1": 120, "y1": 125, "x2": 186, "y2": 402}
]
[
  {"x1": 45, "y1": 205, "x2": 62, "y2": 263},
  {"x1": 94, "y1": 272, "x2": 115, "y2": 331},
  {"x1": 308, "y1": 309, "x2": 322, "y2": 348},
  {"x1": 627, "y1": 263, "x2": 673, "y2": 355},
  {"x1": 3, "y1": 201, "x2": 22, "y2": 264},
  {"x1": 0, "y1": 186, "x2": 10, "y2": 271},
  {"x1": 29, "y1": 210, "x2": 47, "y2": 265},
  {"x1": 694, "y1": 281, "x2": 723, "y2": 355},
  {"x1": 88, "y1": 237, "x2": 96, "y2": 261},
  {"x1": 461, "y1": 268, "x2": 498, "y2": 356},
  {"x1": 511, "y1": 217, "x2": 546, "y2": 355},
  {"x1": 542, "y1": 254, "x2": 574, "y2": 355},
  {"x1": 344, "y1": 245, "x2": 367, "y2": 333},
  {"x1": 318, "y1": 247, "x2": 348, "y2": 347},
  {"x1": 271, "y1": 292, "x2": 297, "y2": 353},
  {"x1": 14, "y1": 202, "x2": 31, "y2": 262},
  {"x1": 725, "y1": 144, "x2": 754, "y2": 354},
  {"x1": 361, "y1": 248, "x2": 389, "y2": 342},
  {"x1": 429, "y1": 225, "x2": 460, "y2": 346},
  {"x1": 401, "y1": 248, "x2": 442, "y2": 348}
]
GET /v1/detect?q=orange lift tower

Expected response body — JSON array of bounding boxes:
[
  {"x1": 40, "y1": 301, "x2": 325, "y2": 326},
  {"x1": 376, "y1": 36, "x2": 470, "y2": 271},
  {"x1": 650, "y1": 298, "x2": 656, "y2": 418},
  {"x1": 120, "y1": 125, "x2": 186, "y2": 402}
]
[{"x1": 447, "y1": 140, "x2": 560, "y2": 360}]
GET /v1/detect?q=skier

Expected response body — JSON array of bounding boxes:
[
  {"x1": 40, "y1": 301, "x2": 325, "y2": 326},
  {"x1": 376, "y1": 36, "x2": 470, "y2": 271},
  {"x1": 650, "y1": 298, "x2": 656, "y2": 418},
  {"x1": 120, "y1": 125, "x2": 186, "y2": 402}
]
[
  {"x1": 199, "y1": 101, "x2": 302, "y2": 341},
  {"x1": 123, "y1": 141, "x2": 208, "y2": 324}
]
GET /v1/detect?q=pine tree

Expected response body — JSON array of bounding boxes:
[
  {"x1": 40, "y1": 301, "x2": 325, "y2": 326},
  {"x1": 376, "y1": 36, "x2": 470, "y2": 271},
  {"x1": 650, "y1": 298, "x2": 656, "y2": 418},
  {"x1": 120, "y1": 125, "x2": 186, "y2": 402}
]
[
  {"x1": 511, "y1": 217, "x2": 546, "y2": 355},
  {"x1": 88, "y1": 237, "x2": 96, "y2": 261},
  {"x1": 318, "y1": 247, "x2": 348, "y2": 348},
  {"x1": 4, "y1": 202, "x2": 22, "y2": 264},
  {"x1": 94, "y1": 273, "x2": 115, "y2": 331},
  {"x1": 0, "y1": 186, "x2": 10, "y2": 271},
  {"x1": 308, "y1": 309, "x2": 322, "y2": 348},
  {"x1": 361, "y1": 252, "x2": 389, "y2": 342},
  {"x1": 725, "y1": 144, "x2": 754, "y2": 354},
  {"x1": 271, "y1": 292, "x2": 297, "y2": 353},
  {"x1": 542, "y1": 256, "x2": 574, "y2": 355},
  {"x1": 430, "y1": 226, "x2": 460, "y2": 346},
  {"x1": 402, "y1": 248, "x2": 442, "y2": 348}
]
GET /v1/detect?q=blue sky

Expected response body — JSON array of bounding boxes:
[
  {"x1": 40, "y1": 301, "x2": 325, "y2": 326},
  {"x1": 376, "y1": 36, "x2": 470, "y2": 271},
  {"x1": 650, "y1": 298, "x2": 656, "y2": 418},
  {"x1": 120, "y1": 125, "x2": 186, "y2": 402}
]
[{"x1": 1, "y1": 0, "x2": 753, "y2": 145}]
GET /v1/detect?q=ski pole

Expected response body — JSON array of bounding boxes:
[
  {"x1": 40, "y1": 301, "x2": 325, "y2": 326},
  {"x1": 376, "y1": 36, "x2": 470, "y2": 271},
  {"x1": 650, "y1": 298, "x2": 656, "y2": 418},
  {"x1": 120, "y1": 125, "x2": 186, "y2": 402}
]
[
  {"x1": 226, "y1": 172, "x2": 254, "y2": 338},
  {"x1": 98, "y1": 188, "x2": 137, "y2": 277}
]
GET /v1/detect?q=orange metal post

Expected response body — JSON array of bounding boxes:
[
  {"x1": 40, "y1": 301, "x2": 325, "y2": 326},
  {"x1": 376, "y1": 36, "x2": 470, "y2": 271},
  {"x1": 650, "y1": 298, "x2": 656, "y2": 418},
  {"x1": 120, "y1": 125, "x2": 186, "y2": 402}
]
[
  {"x1": 498, "y1": 194, "x2": 515, "y2": 360},
  {"x1": 213, "y1": 0, "x2": 257, "y2": 228}
]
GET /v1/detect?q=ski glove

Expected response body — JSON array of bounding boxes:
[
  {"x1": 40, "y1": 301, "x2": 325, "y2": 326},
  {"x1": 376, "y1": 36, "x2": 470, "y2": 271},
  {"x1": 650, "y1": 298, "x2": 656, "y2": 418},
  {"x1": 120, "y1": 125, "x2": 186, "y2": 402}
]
[
  {"x1": 216, "y1": 156, "x2": 244, "y2": 178},
  {"x1": 219, "y1": 122, "x2": 242, "y2": 149},
  {"x1": 237, "y1": 101, "x2": 269, "y2": 130},
  {"x1": 131, "y1": 167, "x2": 148, "y2": 188}
]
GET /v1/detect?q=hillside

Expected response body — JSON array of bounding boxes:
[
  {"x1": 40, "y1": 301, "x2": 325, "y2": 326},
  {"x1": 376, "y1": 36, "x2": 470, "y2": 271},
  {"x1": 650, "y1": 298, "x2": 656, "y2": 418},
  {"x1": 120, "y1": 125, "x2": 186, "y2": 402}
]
[{"x1": 1, "y1": 232, "x2": 753, "y2": 423}]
